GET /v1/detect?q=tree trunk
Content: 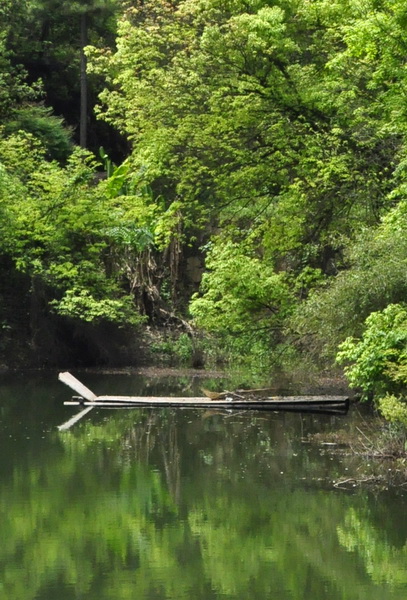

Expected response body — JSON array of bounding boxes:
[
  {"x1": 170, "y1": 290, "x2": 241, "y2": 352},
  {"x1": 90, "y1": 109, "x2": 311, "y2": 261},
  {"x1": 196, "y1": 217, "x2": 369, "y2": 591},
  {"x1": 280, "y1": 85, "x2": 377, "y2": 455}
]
[{"x1": 80, "y1": 11, "x2": 88, "y2": 148}]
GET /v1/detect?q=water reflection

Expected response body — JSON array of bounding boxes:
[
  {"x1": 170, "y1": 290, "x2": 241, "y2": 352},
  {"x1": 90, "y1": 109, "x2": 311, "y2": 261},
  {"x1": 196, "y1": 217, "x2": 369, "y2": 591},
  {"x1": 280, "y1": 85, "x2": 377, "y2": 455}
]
[{"x1": 0, "y1": 373, "x2": 406, "y2": 599}]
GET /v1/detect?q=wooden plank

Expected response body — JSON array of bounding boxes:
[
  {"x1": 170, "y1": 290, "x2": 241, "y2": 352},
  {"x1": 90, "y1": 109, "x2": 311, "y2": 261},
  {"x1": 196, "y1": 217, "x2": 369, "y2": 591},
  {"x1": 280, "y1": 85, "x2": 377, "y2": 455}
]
[
  {"x1": 58, "y1": 372, "x2": 98, "y2": 431},
  {"x1": 90, "y1": 394, "x2": 349, "y2": 406},
  {"x1": 64, "y1": 398, "x2": 349, "y2": 410},
  {"x1": 58, "y1": 373, "x2": 348, "y2": 406},
  {"x1": 63, "y1": 399, "x2": 348, "y2": 415},
  {"x1": 58, "y1": 372, "x2": 97, "y2": 401},
  {"x1": 57, "y1": 372, "x2": 350, "y2": 430},
  {"x1": 97, "y1": 395, "x2": 210, "y2": 403}
]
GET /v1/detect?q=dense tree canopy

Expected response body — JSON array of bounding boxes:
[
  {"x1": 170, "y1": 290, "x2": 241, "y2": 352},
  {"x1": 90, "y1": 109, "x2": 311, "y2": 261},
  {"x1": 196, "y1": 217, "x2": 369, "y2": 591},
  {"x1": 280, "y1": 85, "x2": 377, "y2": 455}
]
[
  {"x1": 85, "y1": 0, "x2": 407, "y2": 365},
  {"x1": 3, "y1": 0, "x2": 407, "y2": 409}
]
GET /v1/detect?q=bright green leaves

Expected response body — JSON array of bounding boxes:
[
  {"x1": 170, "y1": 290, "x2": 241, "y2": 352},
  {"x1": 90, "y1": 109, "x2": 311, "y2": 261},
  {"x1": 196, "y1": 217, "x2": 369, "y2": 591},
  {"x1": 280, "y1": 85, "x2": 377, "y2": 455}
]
[
  {"x1": 378, "y1": 394, "x2": 407, "y2": 428},
  {"x1": 0, "y1": 2, "x2": 73, "y2": 163},
  {"x1": 90, "y1": 0, "x2": 393, "y2": 253},
  {"x1": 190, "y1": 239, "x2": 295, "y2": 365},
  {"x1": 0, "y1": 43, "x2": 41, "y2": 123},
  {"x1": 4, "y1": 0, "x2": 407, "y2": 369},
  {"x1": 4, "y1": 106, "x2": 73, "y2": 163},
  {"x1": 84, "y1": 0, "x2": 405, "y2": 367},
  {"x1": 0, "y1": 134, "x2": 151, "y2": 326},
  {"x1": 199, "y1": 5, "x2": 297, "y2": 75},
  {"x1": 336, "y1": 304, "x2": 407, "y2": 426},
  {"x1": 51, "y1": 289, "x2": 144, "y2": 324},
  {"x1": 336, "y1": 304, "x2": 407, "y2": 398},
  {"x1": 323, "y1": 0, "x2": 407, "y2": 139}
]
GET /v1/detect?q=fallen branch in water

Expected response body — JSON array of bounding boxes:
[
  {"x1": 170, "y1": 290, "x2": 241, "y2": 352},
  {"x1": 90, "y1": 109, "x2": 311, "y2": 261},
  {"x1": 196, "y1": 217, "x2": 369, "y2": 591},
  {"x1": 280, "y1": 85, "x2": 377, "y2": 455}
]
[{"x1": 333, "y1": 476, "x2": 383, "y2": 489}]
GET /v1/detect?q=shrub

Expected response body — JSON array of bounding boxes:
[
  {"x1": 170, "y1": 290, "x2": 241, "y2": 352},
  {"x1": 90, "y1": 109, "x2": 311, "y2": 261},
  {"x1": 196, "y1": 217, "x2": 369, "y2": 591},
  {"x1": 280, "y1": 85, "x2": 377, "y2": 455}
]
[
  {"x1": 4, "y1": 105, "x2": 73, "y2": 162},
  {"x1": 336, "y1": 304, "x2": 407, "y2": 399},
  {"x1": 378, "y1": 394, "x2": 407, "y2": 428}
]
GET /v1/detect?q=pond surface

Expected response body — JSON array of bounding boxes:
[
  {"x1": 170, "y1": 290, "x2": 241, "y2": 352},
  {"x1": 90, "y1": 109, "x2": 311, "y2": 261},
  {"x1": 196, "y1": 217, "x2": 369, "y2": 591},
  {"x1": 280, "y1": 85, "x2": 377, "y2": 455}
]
[{"x1": 0, "y1": 370, "x2": 407, "y2": 600}]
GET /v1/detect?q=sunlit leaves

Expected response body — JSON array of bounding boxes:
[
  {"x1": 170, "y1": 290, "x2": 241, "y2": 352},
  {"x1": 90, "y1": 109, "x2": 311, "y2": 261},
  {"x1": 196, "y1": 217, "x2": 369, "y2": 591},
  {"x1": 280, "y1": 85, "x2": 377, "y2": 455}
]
[
  {"x1": 0, "y1": 133, "x2": 151, "y2": 325},
  {"x1": 336, "y1": 304, "x2": 407, "y2": 398},
  {"x1": 189, "y1": 239, "x2": 295, "y2": 366}
]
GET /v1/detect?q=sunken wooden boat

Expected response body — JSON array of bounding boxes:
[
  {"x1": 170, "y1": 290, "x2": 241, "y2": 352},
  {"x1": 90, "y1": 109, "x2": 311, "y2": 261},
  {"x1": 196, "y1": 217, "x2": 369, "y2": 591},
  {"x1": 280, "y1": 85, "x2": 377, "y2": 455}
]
[{"x1": 58, "y1": 372, "x2": 350, "y2": 430}]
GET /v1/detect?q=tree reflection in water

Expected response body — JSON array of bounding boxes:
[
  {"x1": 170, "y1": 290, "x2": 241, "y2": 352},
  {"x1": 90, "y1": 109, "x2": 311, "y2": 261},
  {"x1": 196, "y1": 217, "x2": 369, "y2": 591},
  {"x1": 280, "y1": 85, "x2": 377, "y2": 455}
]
[{"x1": 0, "y1": 400, "x2": 407, "y2": 600}]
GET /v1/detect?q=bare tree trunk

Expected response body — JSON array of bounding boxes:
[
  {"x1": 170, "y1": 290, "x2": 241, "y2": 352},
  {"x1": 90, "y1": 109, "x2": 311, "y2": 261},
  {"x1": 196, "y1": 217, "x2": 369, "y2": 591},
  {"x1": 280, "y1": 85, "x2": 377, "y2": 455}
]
[{"x1": 80, "y1": 11, "x2": 88, "y2": 148}]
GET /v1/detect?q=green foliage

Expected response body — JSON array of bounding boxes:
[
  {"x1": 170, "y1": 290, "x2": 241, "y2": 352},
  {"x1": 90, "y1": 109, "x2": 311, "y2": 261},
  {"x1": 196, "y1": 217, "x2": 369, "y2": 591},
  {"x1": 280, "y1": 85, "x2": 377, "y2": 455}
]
[
  {"x1": 190, "y1": 239, "x2": 295, "y2": 367},
  {"x1": 0, "y1": 0, "x2": 125, "y2": 154},
  {"x1": 294, "y1": 197, "x2": 407, "y2": 359},
  {"x1": 99, "y1": 145, "x2": 115, "y2": 177},
  {"x1": 150, "y1": 332, "x2": 196, "y2": 365},
  {"x1": 6, "y1": 0, "x2": 407, "y2": 368},
  {"x1": 50, "y1": 288, "x2": 144, "y2": 324},
  {"x1": 4, "y1": 105, "x2": 73, "y2": 162},
  {"x1": 0, "y1": 39, "x2": 42, "y2": 121},
  {"x1": 336, "y1": 304, "x2": 407, "y2": 399},
  {"x1": 0, "y1": 132, "x2": 152, "y2": 327},
  {"x1": 378, "y1": 394, "x2": 407, "y2": 428},
  {"x1": 190, "y1": 241, "x2": 294, "y2": 330},
  {"x1": 86, "y1": 0, "x2": 406, "y2": 367},
  {"x1": 90, "y1": 0, "x2": 393, "y2": 247},
  {"x1": 172, "y1": 332, "x2": 195, "y2": 363}
]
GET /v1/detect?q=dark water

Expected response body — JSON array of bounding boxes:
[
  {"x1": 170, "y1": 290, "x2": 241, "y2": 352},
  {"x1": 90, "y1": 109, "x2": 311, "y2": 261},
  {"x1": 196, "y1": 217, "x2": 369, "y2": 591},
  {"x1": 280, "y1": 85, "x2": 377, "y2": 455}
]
[{"x1": 0, "y1": 371, "x2": 406, "y2": 600}]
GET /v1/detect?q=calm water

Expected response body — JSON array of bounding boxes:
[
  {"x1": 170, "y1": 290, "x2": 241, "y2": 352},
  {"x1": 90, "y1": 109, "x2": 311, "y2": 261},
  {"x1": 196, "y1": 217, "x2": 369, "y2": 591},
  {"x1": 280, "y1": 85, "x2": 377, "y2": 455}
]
[{"x1": 0, "y1": 371, "x2": 406, "y2": 600}]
